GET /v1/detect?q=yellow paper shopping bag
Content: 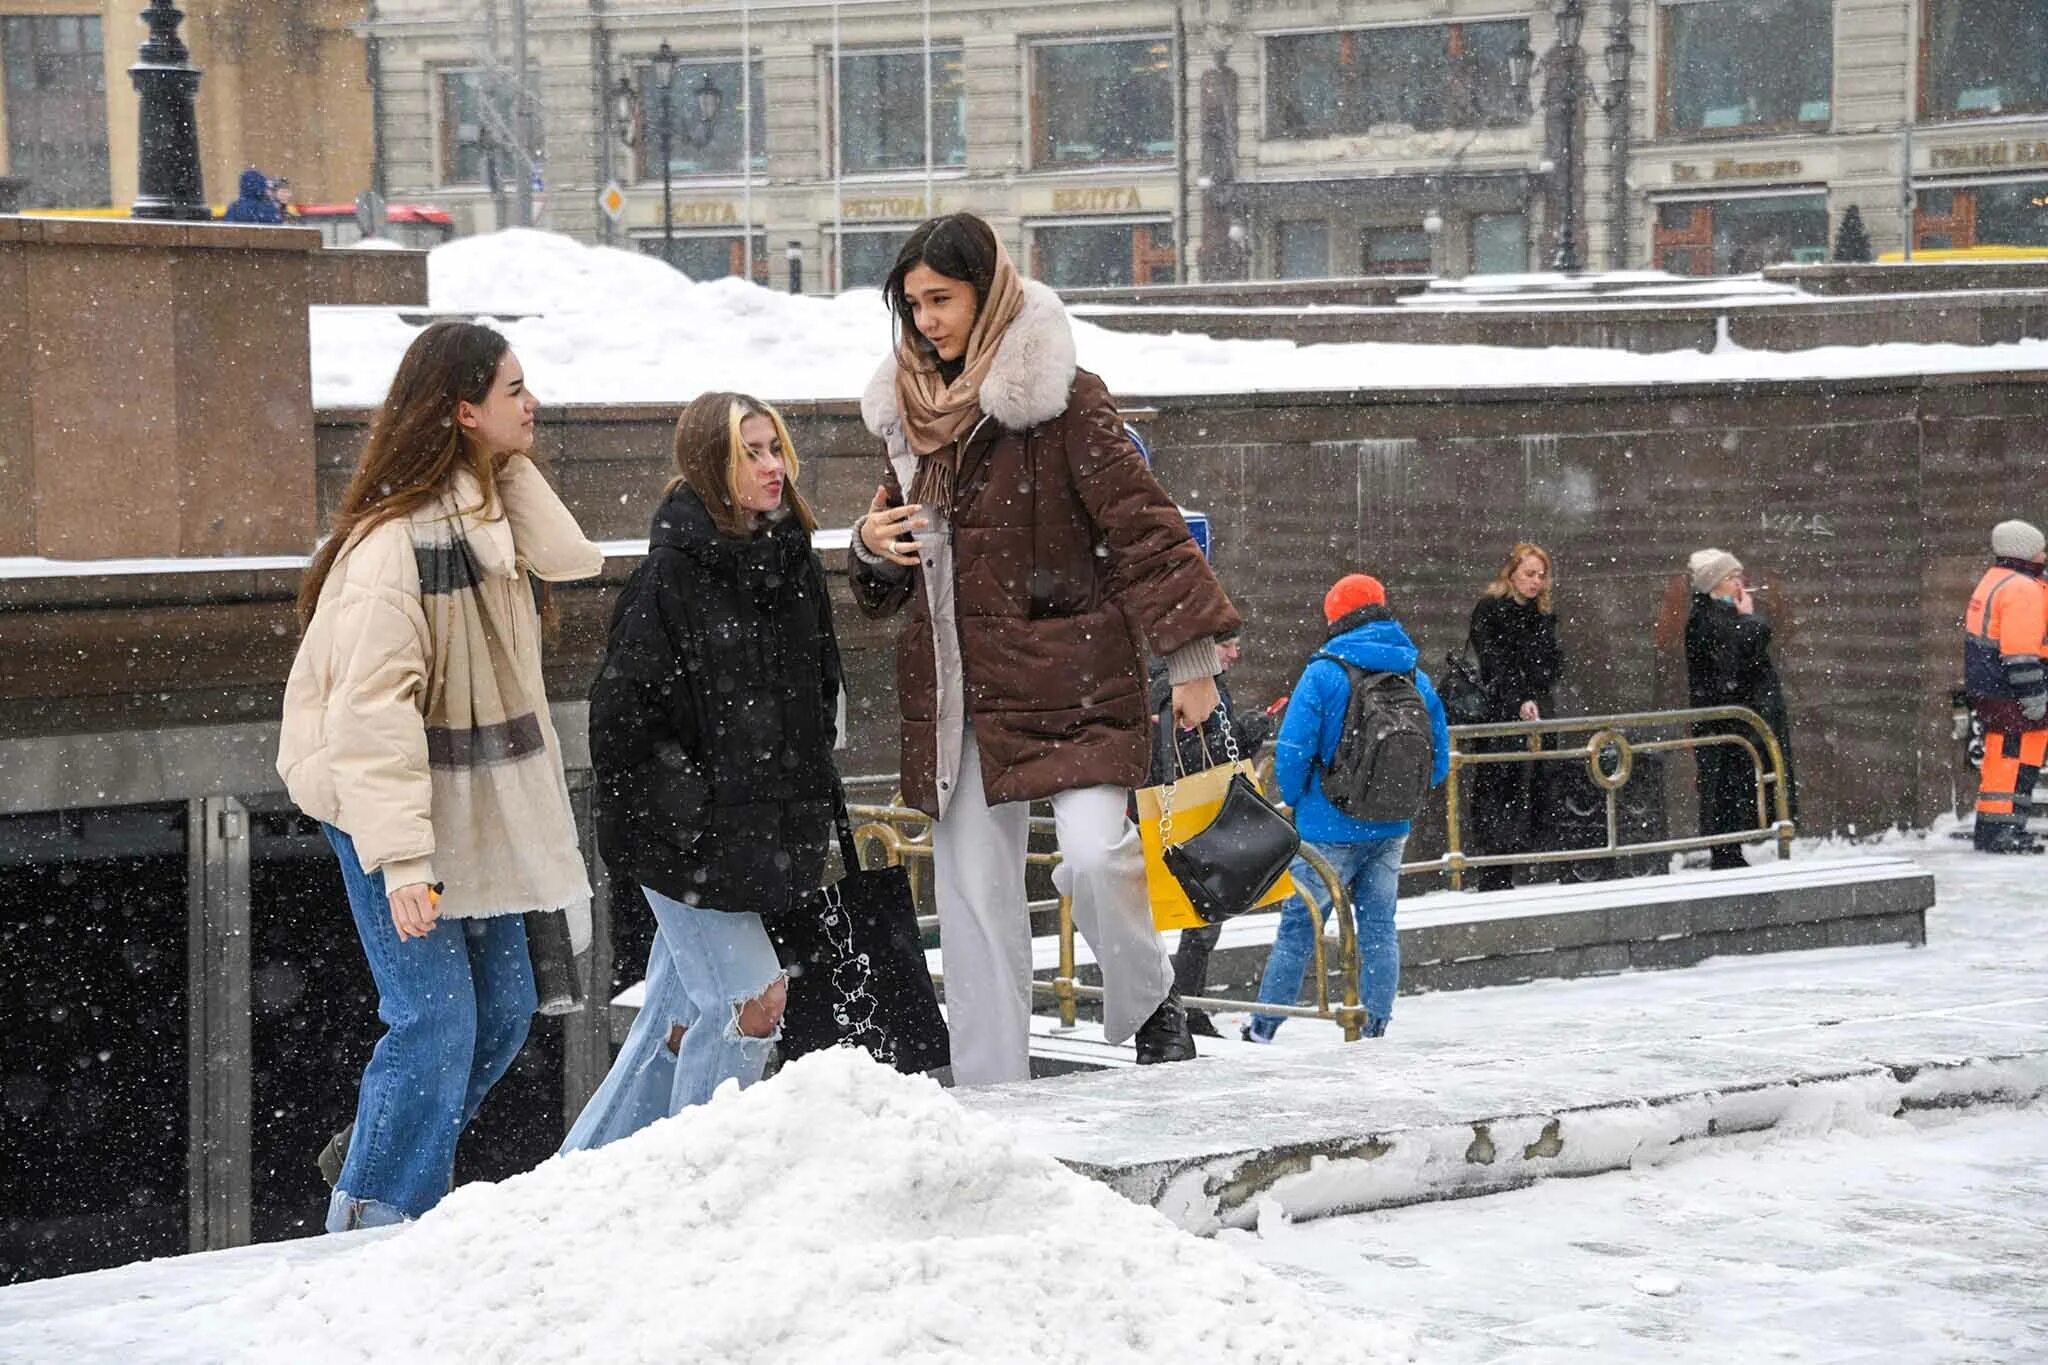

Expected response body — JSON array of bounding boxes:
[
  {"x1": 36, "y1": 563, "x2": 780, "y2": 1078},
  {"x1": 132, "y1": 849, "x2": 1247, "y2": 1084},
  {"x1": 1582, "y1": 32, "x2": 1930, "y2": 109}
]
[{"x1": 1136, "y1": 761, "x2": 1298, "y2": 930}]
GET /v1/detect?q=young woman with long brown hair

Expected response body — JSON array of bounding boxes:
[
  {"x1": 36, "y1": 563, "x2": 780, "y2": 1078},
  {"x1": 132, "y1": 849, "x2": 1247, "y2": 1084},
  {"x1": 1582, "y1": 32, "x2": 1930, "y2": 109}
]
[
  {"x1": 850, "y1": 213, "x2": 1239, "y2": 1084},
  {"x1": 278, "y1": 321, "x2": 602, "y2": 1232},
  {"x1": 562, "y1": 392, "x2": 840, "y2": 1150}
]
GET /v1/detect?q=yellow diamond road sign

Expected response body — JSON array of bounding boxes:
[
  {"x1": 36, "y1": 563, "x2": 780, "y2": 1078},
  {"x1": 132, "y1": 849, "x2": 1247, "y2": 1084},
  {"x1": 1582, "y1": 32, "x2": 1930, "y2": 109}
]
[{"x1": 599, "y1": 181, "x2": 626, "y2": 223}]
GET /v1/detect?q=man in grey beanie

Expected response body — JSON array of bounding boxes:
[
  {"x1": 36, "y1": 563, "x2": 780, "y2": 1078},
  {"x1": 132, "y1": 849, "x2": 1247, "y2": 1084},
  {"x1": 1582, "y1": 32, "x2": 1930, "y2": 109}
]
[{"x1": 1963, "y1": 520, "x2": 2048, "y2": 853}]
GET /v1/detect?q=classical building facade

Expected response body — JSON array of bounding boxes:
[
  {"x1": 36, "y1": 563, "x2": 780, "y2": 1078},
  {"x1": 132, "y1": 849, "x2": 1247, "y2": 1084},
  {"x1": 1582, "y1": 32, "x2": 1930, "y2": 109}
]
[
  {"x1": 0, "y1": 0, "x2": 375, "y2": 212},
  {"x1": 361, "y1": 0, "x2": 2047, "y2": 284}
]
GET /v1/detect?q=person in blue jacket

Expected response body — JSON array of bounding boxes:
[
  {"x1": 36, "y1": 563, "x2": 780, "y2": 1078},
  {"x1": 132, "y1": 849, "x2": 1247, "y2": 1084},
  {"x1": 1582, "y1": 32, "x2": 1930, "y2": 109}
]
[
  {"x1": 222, "y1": 168, "x2": 284, "y2": 224},
  {"x1": 1243, "y1": 573, "x2": 1449, "y2": 1042}
]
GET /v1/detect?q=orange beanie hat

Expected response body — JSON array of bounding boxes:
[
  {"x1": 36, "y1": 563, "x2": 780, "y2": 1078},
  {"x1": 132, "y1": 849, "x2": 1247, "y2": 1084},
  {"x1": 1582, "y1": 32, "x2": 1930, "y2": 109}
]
[{"x1": 1323, "y1": 574, "x2": 1387, "y2": 623}]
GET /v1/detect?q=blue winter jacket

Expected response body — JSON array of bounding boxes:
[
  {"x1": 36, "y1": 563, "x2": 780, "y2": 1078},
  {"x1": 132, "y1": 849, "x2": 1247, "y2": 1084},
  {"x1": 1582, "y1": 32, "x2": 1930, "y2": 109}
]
[
  {"x1": 222, "y1": 169, "x2": 284, "y2": 225},
  {"x1": 1274, "y1": 612, "x2": 1451, "y2": 844}
]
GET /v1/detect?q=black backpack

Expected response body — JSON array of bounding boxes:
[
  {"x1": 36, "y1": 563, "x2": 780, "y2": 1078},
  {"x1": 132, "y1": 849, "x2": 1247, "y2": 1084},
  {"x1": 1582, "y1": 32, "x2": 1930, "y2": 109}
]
[{"x1": 1314, "y1": 653, "x2": 1434, "y2": 824}]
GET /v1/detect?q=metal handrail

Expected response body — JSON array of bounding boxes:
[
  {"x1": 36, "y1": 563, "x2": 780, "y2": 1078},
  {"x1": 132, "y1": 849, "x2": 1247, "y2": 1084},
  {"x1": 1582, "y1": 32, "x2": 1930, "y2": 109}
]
[{"x1": 1431, "y1": 704, "x2": 1794, "y2": 889}]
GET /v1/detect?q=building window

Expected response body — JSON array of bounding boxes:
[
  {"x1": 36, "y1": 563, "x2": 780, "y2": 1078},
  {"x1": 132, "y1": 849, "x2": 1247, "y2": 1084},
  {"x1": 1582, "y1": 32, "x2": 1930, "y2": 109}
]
[
  {"x1": 638, "y1": 231, "x2": 767, "y2": 284},
  {"x1": 634, "y1": 58, "x2": 766, "y2": 178},
  {"x1": 1266, "y1": 21, "x2": 1530, "y2": 138},
  {"x1": 1, "y1": 14, "x2": 109, "y2": 208},
  {"x1": 440, "y1": 70, "x2": 545, "y2": 188},
  {"x1": 1031, "y1": 220, "x2": 1176, "y2": 287},
  {"x1": 1653, "y1": 194, "x2": 1828, "y2": 275},
  {"x1": 1922, "y1": 0, "x2": 2048, "y2": 120},
  {"x1": 1032, "y1": 38, "x2": 1174, "y2": 167},
  {"x1": 1659, "y1": 0, "x2": 1832, "y2": 137},
  {"x1": 837, "y1": 48, "x2": 965, "y2": 174},
  {"x1": 1276, "y1": 221, "x2": 1330, "y2": 278},
  {"x1": 1362, "y1": 226, "x2": 1434, "y2": 274},
  {"x1": 1471, "y1": 212, "x2": 1528, "y2": 273},
  {"x1": 1914, "y1": 179, "x2": 2048, "y2": 251},
  {"x1": 836, "y1": 229, "x2": 910, "y2": 289}
]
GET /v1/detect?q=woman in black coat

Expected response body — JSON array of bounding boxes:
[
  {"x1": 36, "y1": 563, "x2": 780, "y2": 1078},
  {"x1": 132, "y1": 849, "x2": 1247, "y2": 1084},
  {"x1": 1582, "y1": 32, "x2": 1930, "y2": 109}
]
[
  {"x1": 1684, "y1": 549, "x2": 1795, "y2": 870},
  {"x1": 564, "y1": 392, "x2": 841, "y2": 1153},
  {"x1": 1465, "y1": 543, "x2": 1564, "y2": 891}
]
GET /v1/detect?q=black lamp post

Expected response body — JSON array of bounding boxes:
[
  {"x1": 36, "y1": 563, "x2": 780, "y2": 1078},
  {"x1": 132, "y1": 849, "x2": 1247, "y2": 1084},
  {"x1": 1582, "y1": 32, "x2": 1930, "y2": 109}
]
[
  {"x1": 131, "y1": 0, "x2": 209, "y2": 221},
  {"x1": 612, "y1": 42, "x2": 724, "y2": 269},
  {"x1": 1513, "y1": 0, "x2": 1633, "y2": 274}
]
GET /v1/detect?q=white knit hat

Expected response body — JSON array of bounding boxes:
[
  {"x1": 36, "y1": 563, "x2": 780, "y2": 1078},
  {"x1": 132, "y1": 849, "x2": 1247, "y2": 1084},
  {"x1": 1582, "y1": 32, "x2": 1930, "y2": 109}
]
[
  {"x1": 1992, "y1": 519, "x2": 2046, "y2": 560},
  {"x1": 1689, "y1": 548, "x2": 1743, "y2": 595}
]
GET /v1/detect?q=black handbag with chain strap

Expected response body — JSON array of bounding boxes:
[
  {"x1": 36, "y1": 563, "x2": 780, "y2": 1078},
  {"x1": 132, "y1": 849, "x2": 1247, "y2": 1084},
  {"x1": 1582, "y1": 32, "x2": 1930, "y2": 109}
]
[
  {"x1": 768, "y1": 777, "x2": 950, "y2": 1075},
  {"x1": 1157, "y1": 707, "x2": 1301, "y2": 923}
]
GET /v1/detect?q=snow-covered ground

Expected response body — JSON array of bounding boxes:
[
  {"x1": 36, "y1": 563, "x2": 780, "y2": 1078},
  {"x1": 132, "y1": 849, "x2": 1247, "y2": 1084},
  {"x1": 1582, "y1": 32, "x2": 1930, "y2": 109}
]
[
  {"x1": 3, "y1": 823, "x2": 2040, "y2": 1363},
  {"x1": 1235, "y1": 1104, "x2": 2048, "y2": 1363},
  {"x1": 308, "y1": 230, "x2": 2048, "y2": 409}
]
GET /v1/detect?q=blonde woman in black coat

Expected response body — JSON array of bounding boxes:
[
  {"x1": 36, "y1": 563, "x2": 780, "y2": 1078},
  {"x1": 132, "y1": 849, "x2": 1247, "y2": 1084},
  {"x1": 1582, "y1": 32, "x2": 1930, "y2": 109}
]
[{"x1": 1465, "y1": 543, "x2": 1563, "y2": 892}]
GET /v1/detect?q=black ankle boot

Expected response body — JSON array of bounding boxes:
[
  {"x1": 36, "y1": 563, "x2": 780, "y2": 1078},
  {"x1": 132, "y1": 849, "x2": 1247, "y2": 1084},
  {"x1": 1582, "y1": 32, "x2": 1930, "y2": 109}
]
[{"x1": 1135, "y1": 990, "x2": 1198, "y2": 1065}]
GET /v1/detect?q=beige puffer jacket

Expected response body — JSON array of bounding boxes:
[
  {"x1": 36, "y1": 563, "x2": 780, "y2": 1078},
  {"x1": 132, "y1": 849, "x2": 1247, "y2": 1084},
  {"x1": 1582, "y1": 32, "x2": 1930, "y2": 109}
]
[{"x1": 278, "y1": 455, "x2": 603, "y2": 943}]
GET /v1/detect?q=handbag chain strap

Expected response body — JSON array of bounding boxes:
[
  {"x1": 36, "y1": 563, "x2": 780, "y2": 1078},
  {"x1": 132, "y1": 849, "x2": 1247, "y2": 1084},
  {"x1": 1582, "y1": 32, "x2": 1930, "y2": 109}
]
[{"x1": 1159, "y1": 703, "x2": 1238, "y2": 842}]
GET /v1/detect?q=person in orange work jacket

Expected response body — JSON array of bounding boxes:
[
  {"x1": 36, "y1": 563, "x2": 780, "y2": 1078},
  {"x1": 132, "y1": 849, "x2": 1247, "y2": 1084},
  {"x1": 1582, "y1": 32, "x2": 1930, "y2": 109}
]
[{"x1": 1963, "y1": 519, "x2": 2048, "y2": 854}]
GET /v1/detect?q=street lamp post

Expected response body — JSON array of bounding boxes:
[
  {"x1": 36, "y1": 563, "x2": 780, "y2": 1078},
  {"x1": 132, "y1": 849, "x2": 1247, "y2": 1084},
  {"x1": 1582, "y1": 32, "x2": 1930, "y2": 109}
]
[
  {"x1": 613, "y1": 43, "x2": 724, "y2": 270},
  {"x1": 1511, "y1": 0, "x2": 1632, "y2": 274},
  {"x1": 131, "y1": 0, "x2": 209, "y2": 221}
]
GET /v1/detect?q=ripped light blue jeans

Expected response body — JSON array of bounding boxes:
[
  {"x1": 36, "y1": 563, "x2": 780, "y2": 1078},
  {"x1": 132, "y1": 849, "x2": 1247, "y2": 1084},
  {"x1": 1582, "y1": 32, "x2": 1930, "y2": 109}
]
[{"x1": 559, "y1": 887, "x2": 784, "y2": 1154}]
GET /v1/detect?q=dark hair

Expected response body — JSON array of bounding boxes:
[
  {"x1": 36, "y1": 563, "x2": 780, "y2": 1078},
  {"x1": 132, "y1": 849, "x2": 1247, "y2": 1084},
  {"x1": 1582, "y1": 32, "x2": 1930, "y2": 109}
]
[
  {"x1": 298, "y1": 321, "x2": 511, "y2": 627},
  {"x1": 882, "y1": 213, "x2": 999, "y2": 351}
]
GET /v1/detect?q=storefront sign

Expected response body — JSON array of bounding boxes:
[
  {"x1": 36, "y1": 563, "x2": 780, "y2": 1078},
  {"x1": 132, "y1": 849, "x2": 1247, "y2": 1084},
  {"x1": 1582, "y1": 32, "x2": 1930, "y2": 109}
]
[
  {"x1": 1670, "y1": 158, "x2": 1805, "y2": 184},
  {"x1": 1049, "y1": 186, "x2": 1146, "y2": 213},
  {"x1": 841, "y1": 193, "x2": 936, "y2": 222},
  {"x1": 1926, "y1": 139, "x2": 2048, "y2": 172},
  {"x1": 671, "y1": 201, "x2": 741, "y2": 227}
]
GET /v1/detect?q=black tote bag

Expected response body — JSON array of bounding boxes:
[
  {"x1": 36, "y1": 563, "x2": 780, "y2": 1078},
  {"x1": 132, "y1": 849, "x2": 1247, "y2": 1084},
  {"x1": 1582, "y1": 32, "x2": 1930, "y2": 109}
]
[{"x1": 769, "y1": 781, "x2": 950, "y2": 1075}]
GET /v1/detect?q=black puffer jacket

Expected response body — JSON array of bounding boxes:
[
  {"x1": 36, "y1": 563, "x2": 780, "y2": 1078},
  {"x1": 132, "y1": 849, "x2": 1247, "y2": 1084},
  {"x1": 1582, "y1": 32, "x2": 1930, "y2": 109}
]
[
  {"x1": 1469, "y1": 594, "x2": 1562, "y2": 723},
  {"x1": 590, "y1": 485, "x2": 841, "y2": 918}
]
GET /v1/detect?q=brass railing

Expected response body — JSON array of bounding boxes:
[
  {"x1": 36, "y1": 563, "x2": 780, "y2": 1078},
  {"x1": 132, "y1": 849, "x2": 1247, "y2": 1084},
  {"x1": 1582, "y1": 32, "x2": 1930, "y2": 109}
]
[
  {"x1": 845, "y1": 704, "x2": 1791, "y2": 1047},
  {"x1": 1429, "y1": 704, "x2": 1795, "y2": 890}
]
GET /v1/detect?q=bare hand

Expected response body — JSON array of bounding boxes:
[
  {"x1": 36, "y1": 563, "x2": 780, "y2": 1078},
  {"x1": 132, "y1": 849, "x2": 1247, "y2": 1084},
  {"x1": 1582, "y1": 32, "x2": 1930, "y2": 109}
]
[
  {"x1": 1736, "y1": 588, "x2": 1756, "y2": 616},
  {"x1": 1518, "y1": 700, "x2": 1541, "y2": 722},
  {"x1": 1172, "y1": 675, "x2": 1222, "y2": 732},
  {"x1": 389, "y1": 882, "x2": 440, "y2": 942},
  {"x1": 858, "y1": 484, "x2": 925, "y2": 568}
]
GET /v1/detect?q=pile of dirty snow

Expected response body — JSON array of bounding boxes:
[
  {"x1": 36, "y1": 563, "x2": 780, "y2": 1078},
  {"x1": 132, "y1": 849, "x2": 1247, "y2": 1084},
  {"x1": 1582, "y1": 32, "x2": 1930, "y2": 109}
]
[
  {"x1": 308, "y1": 229, "x2": 2048, "y2": 410},
  {"x1": 5, "y1": 1049, "x2": 1401, "y2": 1364}
]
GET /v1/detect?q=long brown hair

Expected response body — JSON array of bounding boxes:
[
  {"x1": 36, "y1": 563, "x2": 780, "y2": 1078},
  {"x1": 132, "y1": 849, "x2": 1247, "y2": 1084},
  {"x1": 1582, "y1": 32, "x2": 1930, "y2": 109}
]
[
  {"x1": 1483, "y1": 541, "x2": 1555, "y2": 614},
  {"x1": 667, "y1": 392, "x2": 817, "y2": 539},
  {"x1": 297, "y1": 322, "x2": 511, "y2": 627}
]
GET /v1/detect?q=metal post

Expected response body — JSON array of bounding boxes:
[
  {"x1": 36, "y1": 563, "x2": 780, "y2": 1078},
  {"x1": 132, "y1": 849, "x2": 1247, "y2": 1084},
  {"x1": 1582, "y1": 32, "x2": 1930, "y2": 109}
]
[
  {"x1": 831, "y1": 0, "x2": 843, "y2": 288},
  {"x1": 131, "y1": 0, "x2": 208, "y2": 221},
  {"x1": 561, "y1": 775, "x2": 611, "y2": 1122},
  {"x1": 1606, "y1": 0, "x2": 1632, "y2": 270},
  {"x1": 922, "y1": 0, "x2": 934, "y2": 211},
  {"x1": 742, "y1": 0, "x2": 754, "y2": 281},
  {"x1": 660, "y1": 105, "x2": 674, "y2": 266},
  {"x1": 1901, "y1": 121, "x2": 1916, "y2": 262},
  {"x1": 787, "y1": 240, "x2": 803, "y2": 293},
  {"x1": 591, "y1": 0, "x2": 614, "y2": 244},
  {"x1": 1551, "y1": 0, "x2": 1584, "y2": 273},
  {"x1": 510, "y1": 0, "x2": 534, "y2": 228},
  {"x1": 185, "y1": 796, "x2": 251, "y2": 1251}
]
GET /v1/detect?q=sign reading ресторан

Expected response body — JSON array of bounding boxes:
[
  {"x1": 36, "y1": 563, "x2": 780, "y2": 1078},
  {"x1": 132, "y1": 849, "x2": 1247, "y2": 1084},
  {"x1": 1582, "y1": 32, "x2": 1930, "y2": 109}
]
[
  {"x1": 1927, "y1": 139, "x2": 2048, "y2": 171},
  {"x1": 841, "y1": 194, "x2": 936, "y2": 221},
  {"x1": 1670, "y1": 158, "x2": 1805, "y2": 183}
]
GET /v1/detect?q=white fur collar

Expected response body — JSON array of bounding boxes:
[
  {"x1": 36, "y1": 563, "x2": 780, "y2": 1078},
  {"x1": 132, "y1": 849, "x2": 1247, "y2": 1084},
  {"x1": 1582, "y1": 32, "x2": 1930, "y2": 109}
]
[{"x1": 860, "y1": 279, "x2": 1079, "y2": 441}]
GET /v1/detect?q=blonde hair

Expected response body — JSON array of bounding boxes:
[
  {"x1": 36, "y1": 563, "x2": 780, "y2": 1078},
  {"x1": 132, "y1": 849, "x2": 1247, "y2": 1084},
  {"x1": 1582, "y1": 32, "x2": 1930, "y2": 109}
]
[
  {"x1": 667, "y1": 392, "x2": 817, "y2": 538},
  {"x1": 1483, "y1": 541, "x2": 1554, "y2": 614}
]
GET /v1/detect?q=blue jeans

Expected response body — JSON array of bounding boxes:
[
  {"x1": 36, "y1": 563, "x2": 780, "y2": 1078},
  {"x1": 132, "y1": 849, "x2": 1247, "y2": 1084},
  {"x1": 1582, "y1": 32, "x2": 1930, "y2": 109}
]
[
  {"x1": 322, "y1": 826, "x2": 536, "y2": 1233},
  {"x1": 559, "y1": 887, "x2": 784, "y2": 1155},
  {"x1": 1251, "y1": 835, "x2": 1406, "y2": 1038}
]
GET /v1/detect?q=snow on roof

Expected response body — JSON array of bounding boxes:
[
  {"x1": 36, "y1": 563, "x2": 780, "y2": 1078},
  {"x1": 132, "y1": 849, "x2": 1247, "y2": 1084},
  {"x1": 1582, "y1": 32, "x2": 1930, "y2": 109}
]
[{"x1": 309, "y1": 229, "x2": 2048, "y2": 411}]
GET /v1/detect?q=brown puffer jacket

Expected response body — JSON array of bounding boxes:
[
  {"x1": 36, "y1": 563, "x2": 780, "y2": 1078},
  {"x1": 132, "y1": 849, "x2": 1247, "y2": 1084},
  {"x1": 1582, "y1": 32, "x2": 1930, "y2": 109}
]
[{"x1": 851, "y1": 280, "x2": 1239, "y2": 816}]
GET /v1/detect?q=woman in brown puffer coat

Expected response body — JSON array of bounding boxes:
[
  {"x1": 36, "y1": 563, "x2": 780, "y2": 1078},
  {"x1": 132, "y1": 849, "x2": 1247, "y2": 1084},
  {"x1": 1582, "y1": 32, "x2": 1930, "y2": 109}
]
[{"x1": 850, "y1": 213, "x2": 1240, "y2": 1085}]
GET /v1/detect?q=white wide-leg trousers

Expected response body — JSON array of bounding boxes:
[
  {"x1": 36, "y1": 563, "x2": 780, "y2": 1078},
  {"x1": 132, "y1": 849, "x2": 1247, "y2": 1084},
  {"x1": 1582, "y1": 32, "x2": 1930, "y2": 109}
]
[{"x1": 933, "y1": 722, "x2": 1173, "y2": 1086}]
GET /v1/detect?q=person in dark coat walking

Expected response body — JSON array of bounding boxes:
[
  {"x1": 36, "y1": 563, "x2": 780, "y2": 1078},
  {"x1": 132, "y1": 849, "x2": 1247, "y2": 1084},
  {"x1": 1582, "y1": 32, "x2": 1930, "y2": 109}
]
[
  {"x1": 1151, "y1": 631, "x2": 1277, "y2": 1036},
  {"x1": 222, "y1": 168, "x2": 285, "y2": 224},
  {"x1": 1685, "y1": 548, "x2": 1795, "y2": 870},
  {"x1": 1464, "y1": 542, "x2": 1564, "y2": 891},
  {"x1": 563, "y1": 392, "x2": 841, "y2": 1153},
  {"x1": 850, "y1": 212, "x2": 1240, "y2": 1083}
]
